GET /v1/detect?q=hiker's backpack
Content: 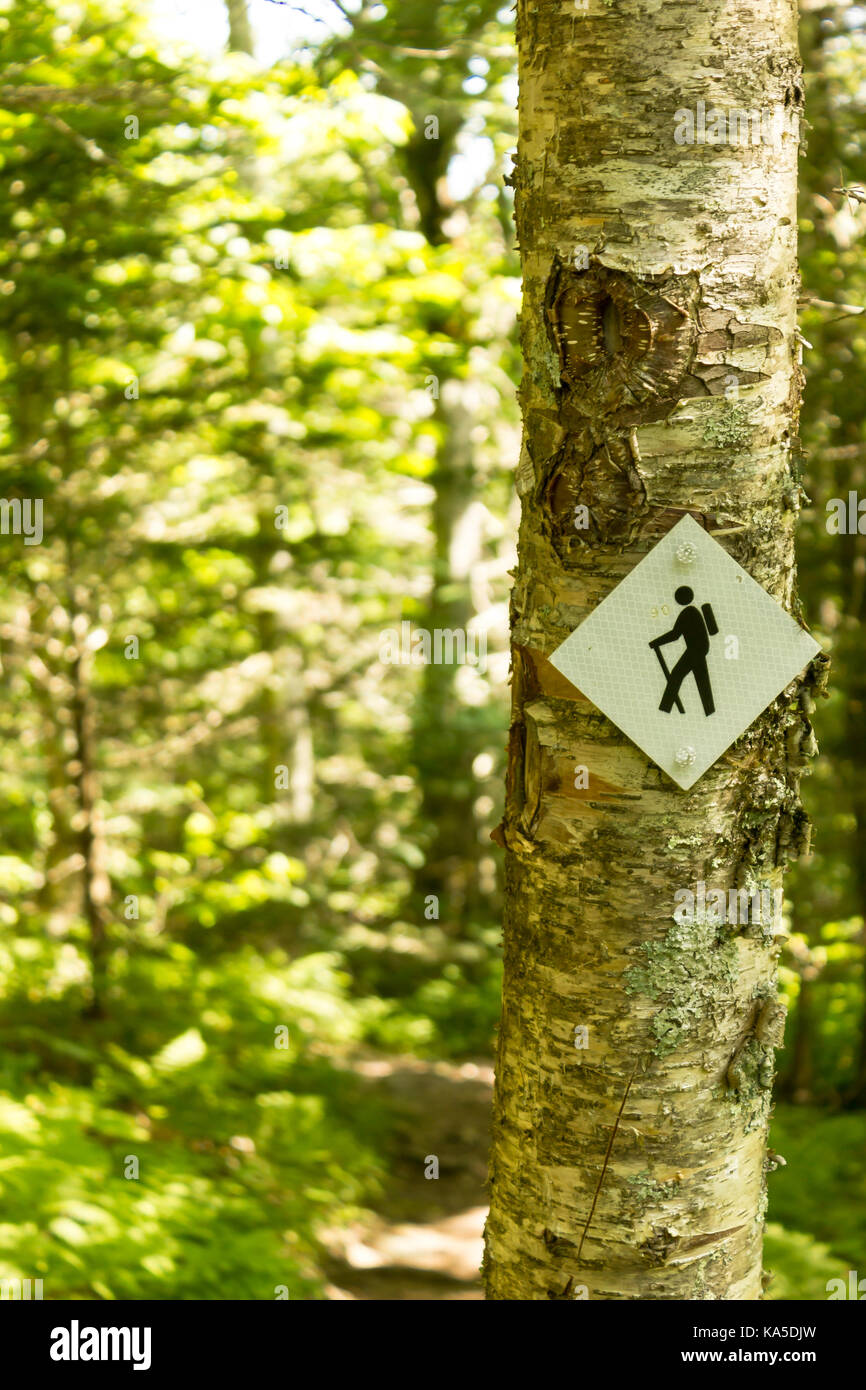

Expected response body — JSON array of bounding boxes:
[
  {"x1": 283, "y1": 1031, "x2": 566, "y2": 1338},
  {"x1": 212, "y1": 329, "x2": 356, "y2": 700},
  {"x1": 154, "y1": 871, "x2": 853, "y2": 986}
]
[{"x1": 701, "y1": 602, "x2": 718, "y2": 636}]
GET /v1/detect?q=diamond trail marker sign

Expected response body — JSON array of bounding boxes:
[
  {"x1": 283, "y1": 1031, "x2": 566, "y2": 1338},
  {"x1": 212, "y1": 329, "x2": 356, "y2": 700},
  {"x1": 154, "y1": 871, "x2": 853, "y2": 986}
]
[{"x1": 548, "y1": 515, "x2": 822, "y2": 790}]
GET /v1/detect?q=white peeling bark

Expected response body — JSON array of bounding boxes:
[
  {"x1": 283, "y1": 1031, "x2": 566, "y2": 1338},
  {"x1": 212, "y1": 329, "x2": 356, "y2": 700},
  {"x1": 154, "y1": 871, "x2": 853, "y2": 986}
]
[{"x1": 484, "y1": 0, "x2": 827, "y2": 1301}]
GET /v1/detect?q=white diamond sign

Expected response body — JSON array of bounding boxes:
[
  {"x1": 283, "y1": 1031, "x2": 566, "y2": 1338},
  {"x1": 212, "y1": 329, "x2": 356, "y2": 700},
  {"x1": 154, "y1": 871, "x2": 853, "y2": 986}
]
[{"x1": 548, "y1": 515, "x2": 821, "y2": 789}]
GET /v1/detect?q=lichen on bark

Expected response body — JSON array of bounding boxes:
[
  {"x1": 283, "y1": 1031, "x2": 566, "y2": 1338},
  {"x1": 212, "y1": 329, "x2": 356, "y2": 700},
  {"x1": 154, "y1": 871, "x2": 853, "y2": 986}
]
[{"x1": 623, "y1": 915, "x2": 740, "y2": 1059}]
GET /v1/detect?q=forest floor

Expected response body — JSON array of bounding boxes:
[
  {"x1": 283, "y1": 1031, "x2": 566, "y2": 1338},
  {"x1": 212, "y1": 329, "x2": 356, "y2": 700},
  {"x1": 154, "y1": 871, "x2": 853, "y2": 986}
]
[
  {"x1": 322, "y1": 1056, "x2": 493, "y2": 1300},
  {"x1": 318, "y1": 1061, "x2": 866, "y2": 1300}
]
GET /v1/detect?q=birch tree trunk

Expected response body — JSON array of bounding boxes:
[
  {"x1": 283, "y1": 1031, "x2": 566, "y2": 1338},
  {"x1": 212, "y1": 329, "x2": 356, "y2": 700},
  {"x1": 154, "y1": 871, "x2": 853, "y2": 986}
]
[{"x1": 484, "y1": 0, "x2": 827, "y2": 1300}]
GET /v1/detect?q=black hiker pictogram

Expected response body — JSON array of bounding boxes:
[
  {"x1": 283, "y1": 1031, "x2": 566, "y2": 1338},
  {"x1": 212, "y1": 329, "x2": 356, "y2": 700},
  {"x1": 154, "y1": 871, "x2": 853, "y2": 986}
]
[{"x1": 649, "y1": 586, "x2": 718, "y2": 716}]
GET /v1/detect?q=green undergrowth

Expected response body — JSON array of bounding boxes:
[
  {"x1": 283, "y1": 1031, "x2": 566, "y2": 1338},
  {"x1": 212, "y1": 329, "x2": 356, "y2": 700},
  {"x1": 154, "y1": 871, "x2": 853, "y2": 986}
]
[{"x1": 763, "y1": 1105, "x2": 866, "y2": 1299}]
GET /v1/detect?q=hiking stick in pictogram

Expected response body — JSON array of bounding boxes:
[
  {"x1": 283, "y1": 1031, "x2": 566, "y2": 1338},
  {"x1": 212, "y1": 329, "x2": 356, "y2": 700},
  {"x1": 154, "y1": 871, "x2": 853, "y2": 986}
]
[{"x1": 648, "y1": 637, "x2": 685, "y2": 713}]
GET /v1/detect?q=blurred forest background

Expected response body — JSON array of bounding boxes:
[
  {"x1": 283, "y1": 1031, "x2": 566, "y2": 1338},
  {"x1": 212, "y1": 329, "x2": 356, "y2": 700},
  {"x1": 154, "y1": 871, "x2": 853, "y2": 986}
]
[{"x1": 0, "y1": 0, "x2": 864, "y2": 1301}]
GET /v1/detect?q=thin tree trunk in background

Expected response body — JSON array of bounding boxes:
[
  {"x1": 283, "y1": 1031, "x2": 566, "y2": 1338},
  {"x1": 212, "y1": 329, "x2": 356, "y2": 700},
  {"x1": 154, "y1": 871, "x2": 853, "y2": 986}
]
[
  {"x1": 411, "y1": 382, "x2": 481, "y2": 921},
  {"x1": 789, "y1": 973, "x2": 815, "y2": 1103},
  {"x1": 776, "y1": 896, "x2": 816, "y2": 1103},
  {"x1": 485, "y1": 0, "x2": 823, "y2": 1299},
  {"x1": 226, "y1": 0, "x2": 254, "y2": 57},
  {"x1": 316, "y1": 10, "x2": 490, "y2": 926},
  {"x1": 70, "y1": 640, "x2": 111, "y2": 1018},
  {"x1": 401, "y1": 134, "x2": 482, "y2": 924},
  {"x1": 55, "y1": 343, "x2": 111, "y2": 1016},
  {"x1": 33, "y1": 637, "x2": 78, "y2": 915}
]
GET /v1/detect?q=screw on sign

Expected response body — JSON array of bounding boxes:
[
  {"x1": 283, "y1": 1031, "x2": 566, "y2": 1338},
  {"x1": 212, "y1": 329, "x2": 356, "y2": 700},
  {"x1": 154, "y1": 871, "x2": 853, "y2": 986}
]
[{"x1": 548, "y1": 515, "x2": 822, "y2": 790}]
